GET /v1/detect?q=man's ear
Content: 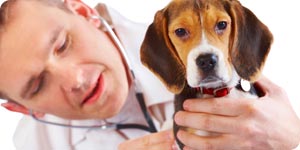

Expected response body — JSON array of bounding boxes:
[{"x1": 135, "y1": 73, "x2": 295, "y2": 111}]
[
  {"x1": 1, "y1": 102, "x2": 45, "y2": 118},
  {"x1": 64, "y1": 0, "x2": 101, "y2": 27}
]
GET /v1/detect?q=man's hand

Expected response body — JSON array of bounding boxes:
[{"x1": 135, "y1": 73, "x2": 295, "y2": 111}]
[
  {"x1": 174, "y1": 76, "x2": 300, "y2": 150},
  {"x1": 118, "y1": 130, "x2": 177, "y2": 150}
]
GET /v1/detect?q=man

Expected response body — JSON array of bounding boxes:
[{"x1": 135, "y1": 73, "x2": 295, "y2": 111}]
[
  {"x1": 0, "y1": 0, "x2": 299, "y2": 149},
  {"x1": 0, "y1": 0, "x2": 175, "y2": 149}
]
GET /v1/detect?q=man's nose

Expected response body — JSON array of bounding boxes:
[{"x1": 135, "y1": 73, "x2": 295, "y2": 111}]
[
  {"x1": 48, "y1": 61, "x2": 91, "y2": 95},
  {"x1": 58, "y1": 65, "x2": 88, "y2": 93}
]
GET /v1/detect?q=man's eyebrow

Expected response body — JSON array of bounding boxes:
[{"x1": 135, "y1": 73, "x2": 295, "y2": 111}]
[{"x1": 20, "y1": 26, "x2": 64, "y2": 99}]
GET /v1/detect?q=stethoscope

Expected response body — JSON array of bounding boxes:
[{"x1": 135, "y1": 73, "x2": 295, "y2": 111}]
[{"x1": 30, "y1": 15, "x2": 157, "y2": 133}]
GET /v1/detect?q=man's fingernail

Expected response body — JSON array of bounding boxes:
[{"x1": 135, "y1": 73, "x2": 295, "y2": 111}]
[
  {"x1": 174, "y1": 113, "x2": 182, "y2": 125},
  {"x1": 183, "y1": 101, "x2": 189, "y2": 110}
]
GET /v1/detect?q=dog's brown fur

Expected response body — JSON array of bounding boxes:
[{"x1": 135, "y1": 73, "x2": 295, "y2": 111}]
[{"x1": 140, "y1": 0, "x2": 273, "y2": 149}]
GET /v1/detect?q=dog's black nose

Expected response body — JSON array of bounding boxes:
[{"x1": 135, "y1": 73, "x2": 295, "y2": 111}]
[{"x1": 196, "y1": 54, "x2": 218, "y2": 72}]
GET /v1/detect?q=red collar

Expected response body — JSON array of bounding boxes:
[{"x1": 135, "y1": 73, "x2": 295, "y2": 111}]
[{"x1": 195, "y1": 87, "x2": 231, "y2": 97}]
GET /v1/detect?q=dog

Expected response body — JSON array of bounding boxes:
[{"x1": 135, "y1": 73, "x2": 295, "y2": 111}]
[{"x1": 140, "y1": 0, "x2": 273, "y2": 149}]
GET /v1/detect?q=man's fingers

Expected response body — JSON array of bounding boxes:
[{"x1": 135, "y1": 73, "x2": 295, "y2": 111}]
[
  {"x1": 118, "y1": 130, "x2": 175, "y2": 150},
  {"x1": 183, "y1": 97, "x2": 253, "y2": 116},
  {"x1": 119, "y1": 141, "x2": 175, "y2": 150},
  {"x1": 174, "y1": 111, "x2": 240, "y2": 133},
  {"x1": 177, "y1": 130, "x2": 237, "y2": 150}
]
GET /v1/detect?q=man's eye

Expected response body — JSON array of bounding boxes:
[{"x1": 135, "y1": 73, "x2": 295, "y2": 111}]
[
  {"x1": 31, "y1": 77, "x2": 44, "y2": 96},
  {"x1": 56, "y1": 34, "x2": 70, "y2": 54}
]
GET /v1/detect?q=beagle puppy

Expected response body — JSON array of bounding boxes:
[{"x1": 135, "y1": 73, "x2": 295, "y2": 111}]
[{"x1": 140, "y1": 0, "x2": 273, "y2": 149}]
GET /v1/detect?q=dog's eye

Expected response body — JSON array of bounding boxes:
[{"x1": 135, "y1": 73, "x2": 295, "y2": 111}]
[
  {"x1": 217, "y1": 21, "x2": 227, "y2": 30},
  {"x1": 175, "y1": 28, "x2": 189, "y2": 39},
  {"x1": 215, "y1": 21, "x2": 227, "y2": 34}
]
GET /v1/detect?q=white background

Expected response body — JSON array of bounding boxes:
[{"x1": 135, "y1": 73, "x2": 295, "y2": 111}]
[{"x1": 0, "y1": 0, "x2": 299, "y2": 149}]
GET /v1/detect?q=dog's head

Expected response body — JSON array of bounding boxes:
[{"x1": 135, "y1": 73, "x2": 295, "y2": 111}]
[{"x1": 140, "y1": 0, "x2": 273, "y2": 94}]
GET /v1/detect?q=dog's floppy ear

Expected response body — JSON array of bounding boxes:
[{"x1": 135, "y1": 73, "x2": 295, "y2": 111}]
[
  {"x1": 140, "y1": 9, "x2": 186, "y2": 94},
  {"x1": 224, "y1": 0, "x2": 273, "y2": 82}
]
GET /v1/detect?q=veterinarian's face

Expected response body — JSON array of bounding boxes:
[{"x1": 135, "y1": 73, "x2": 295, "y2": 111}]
[{"x1": 0, "y1": 1, "x2": 129, "y2": 119}]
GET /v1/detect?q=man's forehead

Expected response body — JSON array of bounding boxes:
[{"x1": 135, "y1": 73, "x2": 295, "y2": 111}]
[{"x1": 4, "y1": 0, "x2": 66, "y2": 21}]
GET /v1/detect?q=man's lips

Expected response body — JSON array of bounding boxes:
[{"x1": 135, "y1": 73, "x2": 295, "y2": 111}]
[{"x1": 81, "y1": 74, "x2": 104, "y2": 106}]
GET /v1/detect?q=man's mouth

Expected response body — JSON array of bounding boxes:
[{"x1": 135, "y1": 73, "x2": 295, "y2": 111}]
[{"x1": 81, "y1": 74, "x2": 104, "y2": 106}]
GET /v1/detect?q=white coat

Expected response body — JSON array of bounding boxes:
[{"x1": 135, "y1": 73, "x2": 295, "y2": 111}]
[{"x1": 13, "y1": 5, "x2": 174, "y2": 150}]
